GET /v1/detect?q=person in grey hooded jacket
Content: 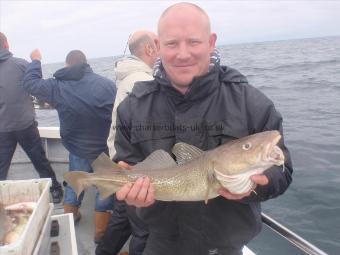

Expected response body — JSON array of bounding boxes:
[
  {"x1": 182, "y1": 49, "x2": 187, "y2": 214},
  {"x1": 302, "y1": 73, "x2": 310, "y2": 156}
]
[{"x1": 0, "y1": 32, "x2": 63, "y2": 203}]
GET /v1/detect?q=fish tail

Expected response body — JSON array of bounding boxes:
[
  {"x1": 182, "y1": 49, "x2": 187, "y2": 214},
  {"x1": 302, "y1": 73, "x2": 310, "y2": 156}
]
[{"x1": 63, "y1": 171, "x2": 92, "y2": 199}]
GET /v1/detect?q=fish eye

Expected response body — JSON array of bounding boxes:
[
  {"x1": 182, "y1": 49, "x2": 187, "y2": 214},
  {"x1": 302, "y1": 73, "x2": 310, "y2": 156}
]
[{"x1": 242, "y1": 143, "x2": 252, "y2": 150}]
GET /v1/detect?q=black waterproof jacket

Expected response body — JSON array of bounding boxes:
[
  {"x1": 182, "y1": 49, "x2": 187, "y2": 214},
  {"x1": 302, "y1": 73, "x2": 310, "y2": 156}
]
[
  {"x1": 114, "y1": 64, "x2": 293, "y2": 255},
  {"x1": 0, "y1": 49, "x2": 35, "y2": 132},
  {"x1": 23, "y1": 60, "x2": 116, "y2": 159}
]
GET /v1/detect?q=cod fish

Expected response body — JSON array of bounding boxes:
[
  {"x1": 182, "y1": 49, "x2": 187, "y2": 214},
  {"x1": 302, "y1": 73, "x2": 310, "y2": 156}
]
[
  {"x1": 0, "y1": 202, "x2": 34, "y2": 246},
  {"x1": 5, "y1": 202, "x2": 36, "y2": 213},
  {"x1": 64, "y1": 130, "x2": 284, "y2": 202}
]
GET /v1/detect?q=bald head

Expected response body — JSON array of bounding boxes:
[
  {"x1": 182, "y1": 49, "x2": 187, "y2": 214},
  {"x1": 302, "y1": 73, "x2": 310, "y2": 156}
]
[
  {"x1": 128, "y1": 30, "x2": 158, "y2": 68},
  {"x1": 129, "y1": 31, "x2": 157, "y2": 58},
  {"x1": 0, "y1": 32, "x2": 9, "y2": 49},
  {"x1": 158, "y1": 2, "x2": 211, "y2": 36},
  {"x1": 155, "y1": 2, "x2": 217, "y2": 94},
  {"x1": 65, "y1": 50, "x2": 87, "y2": 66}
]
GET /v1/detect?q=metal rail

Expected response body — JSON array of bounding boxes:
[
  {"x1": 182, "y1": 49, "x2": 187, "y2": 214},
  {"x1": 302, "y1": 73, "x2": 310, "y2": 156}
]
[{"x1": 261, "y1": 213, "x2": 328, "y2": 255}]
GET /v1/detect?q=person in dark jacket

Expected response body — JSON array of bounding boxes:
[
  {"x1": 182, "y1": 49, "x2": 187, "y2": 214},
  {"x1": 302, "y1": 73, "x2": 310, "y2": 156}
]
[
  {"x1": 114, "y1": 3, "x2": 293, "y2": 255},
  {"x1": 0, "y1": 32, "x2": 63, "y2": 203},
  {"x1": 22, "y1": 49, "x2": 116, "y2": 243}
]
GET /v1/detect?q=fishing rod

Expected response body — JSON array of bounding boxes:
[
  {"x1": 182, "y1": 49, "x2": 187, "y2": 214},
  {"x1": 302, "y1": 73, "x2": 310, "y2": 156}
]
[{"x1": 123, "y1": 34, "x2": 132, "y2": 56}]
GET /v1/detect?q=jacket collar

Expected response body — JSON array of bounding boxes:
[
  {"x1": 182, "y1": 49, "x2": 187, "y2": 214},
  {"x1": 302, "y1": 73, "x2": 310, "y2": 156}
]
[
  {"x1": 0, "y1": 49, "x2": 13, "y2": 62},
  {"x1": 114, "y1": 55, "x2": 153, "y2": 82},
  {"x1": 53, "y1": 63, "x2": 92, "y2": 81}
]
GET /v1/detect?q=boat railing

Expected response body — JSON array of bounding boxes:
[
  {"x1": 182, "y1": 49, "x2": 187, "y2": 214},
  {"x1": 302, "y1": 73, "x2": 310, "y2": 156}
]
[{"x1": 261, "y1": 213, "x2": 327, "y2": 255}]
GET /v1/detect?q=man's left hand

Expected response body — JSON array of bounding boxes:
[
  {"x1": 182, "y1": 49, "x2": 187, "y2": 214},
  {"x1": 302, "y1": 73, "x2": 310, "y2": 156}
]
[
  {"x1": 30, "y1": 49, "x2": 42, "y2": 61},
  {"x1": 218, "y1": 174, "x2": 269, "y2": 200}
]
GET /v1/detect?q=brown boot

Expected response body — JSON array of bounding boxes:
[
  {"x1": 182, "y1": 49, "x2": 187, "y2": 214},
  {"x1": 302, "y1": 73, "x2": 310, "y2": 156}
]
[
  {"x1": 94, "y1": 211, "x2": 111, "y2": 244},
  {"x1": 63, "y1": 204, "x2": 81, "y2": 223}
]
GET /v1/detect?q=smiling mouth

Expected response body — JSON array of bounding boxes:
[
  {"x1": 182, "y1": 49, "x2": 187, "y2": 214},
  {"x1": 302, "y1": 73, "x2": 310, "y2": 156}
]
[{"x1": 175, "y1": 64, "x2": 195, "y2": 68}]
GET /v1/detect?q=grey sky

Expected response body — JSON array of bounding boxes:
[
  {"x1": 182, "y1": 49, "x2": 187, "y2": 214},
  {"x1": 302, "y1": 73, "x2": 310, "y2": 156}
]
[{"x1": 1, "y1": 0, "x2": 339, "y2": 63}]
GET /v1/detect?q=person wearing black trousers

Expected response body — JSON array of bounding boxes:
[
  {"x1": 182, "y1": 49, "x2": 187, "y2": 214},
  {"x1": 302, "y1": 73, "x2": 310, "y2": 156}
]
[{"x1": 0, "y1": 32, "x2": 63, "y2": 203}]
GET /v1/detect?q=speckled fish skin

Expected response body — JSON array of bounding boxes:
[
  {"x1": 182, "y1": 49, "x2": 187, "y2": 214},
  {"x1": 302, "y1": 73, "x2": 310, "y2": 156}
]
[{"x1": 64, "y1": 130, "x2": 284, "y2": 201}]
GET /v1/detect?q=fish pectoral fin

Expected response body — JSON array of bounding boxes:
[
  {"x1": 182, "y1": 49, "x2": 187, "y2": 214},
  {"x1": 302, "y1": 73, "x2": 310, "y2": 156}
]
[
  {"x1": 91, "y1": 152, "x2": 123, "y2": 174},
  {"x1": 96, "y1": 184, "x2": 117, "y2": 199},
  {"x1": 172, "y1": 142, "x2": 203, "y2": 165},
  {"x1": 133, "y1": 150, "x2": 177, "y2": 172},
  {"x1": 205, "y1": 168, "x2": 215, "y2": 204}
]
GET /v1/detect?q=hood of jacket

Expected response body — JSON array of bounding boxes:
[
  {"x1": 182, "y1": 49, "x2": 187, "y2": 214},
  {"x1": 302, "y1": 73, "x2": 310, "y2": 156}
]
[
  {"x1": 53, "y1": 63, "x2": 92, "y2": 81},
  {"x1": 0, "y1": 49, "x2": 13, "y2": 62},
  {"x1": 114, "y1": 56, "x2": 153, "y2": 82}
]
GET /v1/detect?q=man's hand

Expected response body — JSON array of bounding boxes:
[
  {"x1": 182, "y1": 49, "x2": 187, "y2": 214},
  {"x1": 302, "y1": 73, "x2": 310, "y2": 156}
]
[
  {"x1": 118, "y1": 161, "x2": 132, "y2": 170},
  {"x1": 115, "y1": 161, "x2": 155, "y2": 207},
  {"x1": 30, "y1": 49, "x2": 42, "y2": 61},
  {"x1": 250, "y1": 174, "x2": 269, "y2": 186},
  {"x1": 218, "y1": 174, "x2": 269, "y2": 200}
]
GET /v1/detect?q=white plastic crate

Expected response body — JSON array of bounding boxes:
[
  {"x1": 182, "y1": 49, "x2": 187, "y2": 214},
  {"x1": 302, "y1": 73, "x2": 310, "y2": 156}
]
[
  {"x1": 33, "y1": 210, "x2": 78, "y2": 255},
  {"x1": 50, "y1": 213, "x2": 78, "y2": 255},
  {"x1": 32, "y1": 203, "x2": 54, "y2": 255},
  {"x1": 0, "y1": 178, "x2": 51, "y2": 255}
]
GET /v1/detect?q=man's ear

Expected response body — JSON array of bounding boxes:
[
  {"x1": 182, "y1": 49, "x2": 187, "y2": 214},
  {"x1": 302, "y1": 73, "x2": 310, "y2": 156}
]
[
  {"x1": 155, "y1": 38, "x2": 161, "y2": 53},
  {"x1": 209, "y1": 33, "x2": 217, "y2": 52},
  {"x1": 145, "y1": 44, "x2": 154, "y2": 57},
  {"x1": 3, "y1": 40, "x2": 9, "y2": 50}
]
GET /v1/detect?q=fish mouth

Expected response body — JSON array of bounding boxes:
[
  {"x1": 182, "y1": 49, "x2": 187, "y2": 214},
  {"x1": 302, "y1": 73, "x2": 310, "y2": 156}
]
[{"x1": 264, "y1": 134, "x2": 284, "y2": 165}]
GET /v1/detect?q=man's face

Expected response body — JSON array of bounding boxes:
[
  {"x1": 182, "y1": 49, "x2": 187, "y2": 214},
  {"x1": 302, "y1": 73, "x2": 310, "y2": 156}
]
[{"x1": 157, "y1": 10, "x2": 216, "y2": 92}]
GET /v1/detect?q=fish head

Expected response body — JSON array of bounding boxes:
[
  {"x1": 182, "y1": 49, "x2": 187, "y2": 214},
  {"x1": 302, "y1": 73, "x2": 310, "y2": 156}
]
[{"x1": 211, "y1": 130, "x2": 285, "y2": 176}]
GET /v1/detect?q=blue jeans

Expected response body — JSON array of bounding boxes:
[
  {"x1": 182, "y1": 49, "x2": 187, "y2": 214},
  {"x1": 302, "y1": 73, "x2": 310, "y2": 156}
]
[{"x1": 64, "y1": 153, "x2": 113, "y2": 212}]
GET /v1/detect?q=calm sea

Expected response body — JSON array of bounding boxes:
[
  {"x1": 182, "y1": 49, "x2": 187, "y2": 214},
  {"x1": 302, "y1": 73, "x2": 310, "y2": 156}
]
[{"x1": 36, "y1": 36, "x2": 340, "y2": 254}]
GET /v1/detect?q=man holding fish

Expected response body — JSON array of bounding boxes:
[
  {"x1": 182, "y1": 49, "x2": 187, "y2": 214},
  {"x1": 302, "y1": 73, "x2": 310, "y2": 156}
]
[
  {"x1": 65, "y1": 2, "x2": 293, "y2": 254},
  {"x1": 114, "y1": 3, "x2": 293, "y2": 254}
]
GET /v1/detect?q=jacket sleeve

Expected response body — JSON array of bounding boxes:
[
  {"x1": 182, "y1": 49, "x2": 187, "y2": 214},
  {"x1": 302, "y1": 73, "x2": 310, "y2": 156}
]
[
  {"x1": 108, "y1": 72, "x2": 153, "y2": 159},
  {"x1": 113, "y1": 97, "x2": 145, "y2": 165},
  {"x1": 107, "y1": 80, "x2": 131, "y2": 159},
  {"x1": 241, "y1": 85, "x2": 293, "y2": 203},
  {"x1": 22, "y1": 60, "x2": 59, "y2": 106}
]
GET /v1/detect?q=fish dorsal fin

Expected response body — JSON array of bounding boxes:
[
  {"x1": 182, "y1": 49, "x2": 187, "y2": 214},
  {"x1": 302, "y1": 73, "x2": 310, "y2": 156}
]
[
  {"x1": 91, "y1": 152, "x2": 123, "y2": 174},
  {"x1": 133, "y1": 150, "x2": 177, "y2": 171},
  {"x1": 172, "y1": 142, "x2": 203, "y2": 165}
]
